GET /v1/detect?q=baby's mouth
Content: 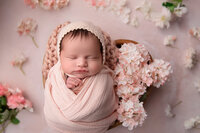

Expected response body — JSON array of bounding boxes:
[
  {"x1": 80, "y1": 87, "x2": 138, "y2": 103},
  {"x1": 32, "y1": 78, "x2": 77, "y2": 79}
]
[{"x1": 74, "y1": 70, "x2": 88, "y2": 73}]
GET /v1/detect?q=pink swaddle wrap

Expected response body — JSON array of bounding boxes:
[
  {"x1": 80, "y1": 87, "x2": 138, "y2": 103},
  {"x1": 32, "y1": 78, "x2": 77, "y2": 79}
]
[{"x1": 44, "y1": 61, "x2": 118, "y2": 133}]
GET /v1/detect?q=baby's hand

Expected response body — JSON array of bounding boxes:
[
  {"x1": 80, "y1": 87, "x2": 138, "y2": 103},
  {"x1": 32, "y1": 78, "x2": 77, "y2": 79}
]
[{"x1": 66, "y1": 77, "x2": 82, "y2": 89}]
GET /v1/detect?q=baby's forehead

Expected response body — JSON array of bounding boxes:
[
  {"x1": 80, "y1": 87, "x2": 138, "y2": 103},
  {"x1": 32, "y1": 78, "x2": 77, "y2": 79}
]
[{"x1": 61, "y1": 29, "x2": 101, "y2": 46}]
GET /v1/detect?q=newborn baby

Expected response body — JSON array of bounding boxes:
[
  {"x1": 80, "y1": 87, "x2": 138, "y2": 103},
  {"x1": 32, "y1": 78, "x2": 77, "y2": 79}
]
[{"x1": 44, "y1": 21, "x2": 118, "y2": 133}]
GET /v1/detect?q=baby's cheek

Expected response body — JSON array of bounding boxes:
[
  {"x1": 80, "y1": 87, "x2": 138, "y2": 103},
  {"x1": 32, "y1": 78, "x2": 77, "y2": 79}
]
[{"x1": 61, "y1": 61, "x2": 73, "y2": 73}]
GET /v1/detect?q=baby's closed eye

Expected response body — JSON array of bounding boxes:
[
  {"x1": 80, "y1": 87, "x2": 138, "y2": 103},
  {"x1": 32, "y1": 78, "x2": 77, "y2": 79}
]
[
  {"x1": 87, "y1": 56, "x2": 100, "y2": 59},
  {"x1": 65, "y1": 56, "x2": 77, "y2": 59}
]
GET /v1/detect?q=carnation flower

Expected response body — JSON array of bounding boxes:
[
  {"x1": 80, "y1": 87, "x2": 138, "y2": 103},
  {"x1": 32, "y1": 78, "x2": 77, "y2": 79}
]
[
  {"x1": 11, "y1": 53, "x2": 28, "y2": 75},
  {"x1": 17, "y1": 18, "x2": 38, "y2": 48},
  {"x1": 163, "y1": 35, "x2": 176, "y2": 46},
  {"x1": 183, "y1": 48, "x2": 197, "y2": 69},
  {"x1": 0, "y1": 83, "x2": 33, "y2": 132}
]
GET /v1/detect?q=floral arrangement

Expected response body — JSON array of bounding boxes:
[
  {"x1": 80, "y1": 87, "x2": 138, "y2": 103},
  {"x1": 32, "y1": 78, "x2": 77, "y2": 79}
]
[
  {"x1": 17, "y1": 18, "x2": 39, "y2": 48},
  {"x1": 0, "y1": 83, "x2": 33, "y2": 133},
  {"x1": 163, "y1": 35, "x2": 177, "y2": 47},
  {"x1": 183, "y1": 48, "x2": 197, "y2": 69},
  {"x1": 189, "y1": 27, "x2": 200, "y2": 41},
  {"x1": 11, "y1": 53, "x2": 28, "y2": 75},
  {"x1": 24, "y1": 0, "x2": 70, "y2": 10},
  {"x1": 114, "y1": 43, "x2": 173, "y2": 130}
]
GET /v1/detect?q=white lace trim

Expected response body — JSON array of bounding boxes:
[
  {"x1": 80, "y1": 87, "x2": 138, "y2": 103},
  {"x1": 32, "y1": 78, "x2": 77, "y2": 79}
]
[{"x1": 57, "y1": 21, "x2": 106, "y2": 64}]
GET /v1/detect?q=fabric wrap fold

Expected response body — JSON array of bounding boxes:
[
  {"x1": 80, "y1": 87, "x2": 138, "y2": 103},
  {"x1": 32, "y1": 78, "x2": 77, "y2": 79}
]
[{"x1": 44, "y1": 61, "x2": 118, "y2": 133}]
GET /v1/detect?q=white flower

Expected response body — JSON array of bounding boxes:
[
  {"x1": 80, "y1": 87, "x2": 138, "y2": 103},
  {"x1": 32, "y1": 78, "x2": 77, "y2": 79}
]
[
  {"x1": 165, "y1": 104, "x2": 175, "y2": 118},
  {"x1": 184, "y1": 116, "x2": 200, "y2": 130},
  {"x1": 194, "y1": 80, "x2": 200, "y2": 93},
  {"x1": 183, "y1": 48, "x2": 197, "y2": 69},
  {"x1": 107, "y1": 0, "x2": 131, "y2": 24},
  {"x1": 148, "y1": 59, "x2": 173, "y2": 88},
  {"x1": 135, "y1": 0, "x2": 152, "y2": 19},
  {"x1": 119, "y1": 7, "x2": 131, "y2": 24},
  {"x1": 189, "y1": 27, "x2": 200, "y2": 41},
  {"x1": 11, "y1": 53, "x2": 28, "y2": 74},
  {"x1": 163, "y1": 35, "x2": 176, "y2": 46},
  {"x1": 123, "y1": 100, "x2": 134, "y2": 111},
  {"x1": 130, "y1": 15, "x2": 139, "y2": 27},
  {"x1": 39, "y1": 0, "x2": 70, "y2": 10},
  {"x1": 152, "y1": 7, "x2": 172, "y2": 29},
  {"x1": 174, "y1": 4, "x2": 188, "y2": 17}
]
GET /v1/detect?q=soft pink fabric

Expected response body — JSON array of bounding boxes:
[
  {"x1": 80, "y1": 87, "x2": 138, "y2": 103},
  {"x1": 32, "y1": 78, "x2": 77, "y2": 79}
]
[{"x1": 44, "y1": 61, "x2": 118, "y2": 133}]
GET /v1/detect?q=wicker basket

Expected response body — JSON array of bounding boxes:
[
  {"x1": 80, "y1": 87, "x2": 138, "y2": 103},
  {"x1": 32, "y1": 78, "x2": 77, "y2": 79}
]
[{"x1": 42, "y1": 39, "x2": 153, "y2": 130}]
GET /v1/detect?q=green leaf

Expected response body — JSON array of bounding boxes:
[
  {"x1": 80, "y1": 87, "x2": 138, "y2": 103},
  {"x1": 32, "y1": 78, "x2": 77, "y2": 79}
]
[
  {"x1": 162, "y1": 2, "x2": 174, "y2": 7},
  {"x1": 173, "y1": 0, "x2": 182, "y2": 3},
  {"x1": 0, "y1": 96, "x2": 7, "y2": 106},
  {"x1": 168, "y1": 6, "x2": 175, "y2": 12},
  {"x1": 139, "y1": 92, "x2": 147, "y2": 102},
  {"x1": 11, "y1": 117, "x2": 20, "y2": 124},
  {"x1": 162, "y1": 2, "x2": 176, "y2": 12},
  {"x1": 0, "y1": 109, "x2": 9, "y2": 124}
]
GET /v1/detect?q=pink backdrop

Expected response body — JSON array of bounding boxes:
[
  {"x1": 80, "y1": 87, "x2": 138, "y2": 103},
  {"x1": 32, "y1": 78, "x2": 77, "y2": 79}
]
[{"x1": 0, "y1": 0, "x2": 200, "y2": 133}]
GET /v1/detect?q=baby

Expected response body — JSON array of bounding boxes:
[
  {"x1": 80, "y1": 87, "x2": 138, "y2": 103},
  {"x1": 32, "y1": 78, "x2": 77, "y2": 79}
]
[
  {"x1": 60, "y1": 29, "x2": 103, "y2": 94},
  {"x1": 44, "y1": 21, "x2": 118, "y2": 133}
]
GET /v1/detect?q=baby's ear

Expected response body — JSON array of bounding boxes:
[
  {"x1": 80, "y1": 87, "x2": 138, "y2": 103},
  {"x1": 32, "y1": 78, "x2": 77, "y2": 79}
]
[{"x1": 42, "y1": 21, "x2": 71, "y2": 87}]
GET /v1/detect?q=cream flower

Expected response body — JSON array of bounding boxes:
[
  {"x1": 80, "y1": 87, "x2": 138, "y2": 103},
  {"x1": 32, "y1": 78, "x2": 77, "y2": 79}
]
[
  {"x1": 130, "y1": 15, "x2": 139, "y2": 27},
  {"x1": 152, "y1": 7, "x2": 172, "y2": 29},
  {"x1": 17, "y1": 18, "x2": 37, "y2": 36},
  {"x1": 189, "y1": 27, "x2": 200, "y2": 41},
  {"x1": 165, "y1": 104, "x2": 175, "y2": 118},
  {"x1": 194, "y1": 80, "x2": 200, "y2": 93},
  {"x1": 135, "y1": 0, "x2": 152, "y2": 19},
  {"x1": 25, "y1": 0, "x2": 70, "y2": 10},
  {"x1": 183, "y1": 48, "x2": 197, "y2": 69},
  {"x1": 174, "y1": 4, "x2": 188, "y2": 17},
  {"x1": 148, "y1": 59, "x2": 173, "y2": 88},
  {"x1": 163, "y1": 35, "x2": 177, "y2": 46},
  {"x1": 17, "y1": 18, "x2": 39, "y2": 48},
  {"x1": 184, "y1": 116, "x2": 200, "y2": 130},
  {"x1": 11, "y1": 53, "x2": 28, "y2": 75}
]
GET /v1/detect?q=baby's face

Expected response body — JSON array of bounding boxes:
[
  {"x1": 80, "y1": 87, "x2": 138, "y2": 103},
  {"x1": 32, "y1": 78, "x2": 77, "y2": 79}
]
[{"x1": 60, "y1": 35, "x2": 103, "y2": 79}]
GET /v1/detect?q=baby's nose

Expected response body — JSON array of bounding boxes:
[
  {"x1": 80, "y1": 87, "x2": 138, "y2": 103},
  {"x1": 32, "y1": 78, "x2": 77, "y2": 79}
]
[{"x1": 77, "y1": 58, "x2": 88, "y2": 67}]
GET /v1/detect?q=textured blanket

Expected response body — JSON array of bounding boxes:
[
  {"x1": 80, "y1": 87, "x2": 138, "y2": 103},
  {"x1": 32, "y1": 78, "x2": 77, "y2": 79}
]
[{"x1": 44, "y1": 61, "x2": 118, "y2": 133}]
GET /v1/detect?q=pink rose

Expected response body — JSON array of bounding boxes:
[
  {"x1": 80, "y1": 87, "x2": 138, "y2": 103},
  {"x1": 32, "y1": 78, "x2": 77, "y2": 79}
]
[
  {"x1": 0, "y1": 84, "x2": 8, "y2": 96},
  {"x1": 7, "y1": 93, "x2": 26, "y2": 109}
]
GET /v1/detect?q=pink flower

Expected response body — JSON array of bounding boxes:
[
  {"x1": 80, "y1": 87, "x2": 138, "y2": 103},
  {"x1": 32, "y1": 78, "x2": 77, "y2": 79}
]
[
  {"x1": 0, "y1": 84, "x2": 8, "y2": 96},
  {"x1": 24, "y1": 99, "x2": 34, "y2": 112},
  {"x1": 17, "y1": 18, "x2": 37, "y2": 36},
  {"x1": 7, "y1": 93, "x2": 26, "y2": 109},
  {"x1": 24, "y1": 0, "x2": 38, "y2": 8}
]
